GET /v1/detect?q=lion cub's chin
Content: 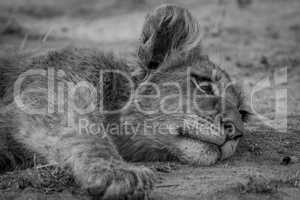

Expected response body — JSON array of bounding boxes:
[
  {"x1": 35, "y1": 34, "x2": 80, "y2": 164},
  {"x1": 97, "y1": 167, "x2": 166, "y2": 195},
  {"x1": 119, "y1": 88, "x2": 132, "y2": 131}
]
[{"x1": 176, "y1": 138, "x2": 240, "y2": 166}]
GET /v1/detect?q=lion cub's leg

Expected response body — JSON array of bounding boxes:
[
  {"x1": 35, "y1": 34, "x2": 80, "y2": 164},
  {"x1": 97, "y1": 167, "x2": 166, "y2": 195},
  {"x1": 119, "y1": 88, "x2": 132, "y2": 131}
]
[
  {"x1": 113, "y1": 134, "x2": 220, "y2": 166},
  {"x1": 14, "y1": 113, "x2": 154, "y2": 199}
]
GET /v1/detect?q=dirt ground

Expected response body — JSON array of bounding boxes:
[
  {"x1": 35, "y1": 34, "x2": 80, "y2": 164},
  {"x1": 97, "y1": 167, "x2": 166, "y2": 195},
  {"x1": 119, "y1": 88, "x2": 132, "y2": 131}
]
[{"x1": 0, "y1": 0, "x2": 300, "y2": 199}]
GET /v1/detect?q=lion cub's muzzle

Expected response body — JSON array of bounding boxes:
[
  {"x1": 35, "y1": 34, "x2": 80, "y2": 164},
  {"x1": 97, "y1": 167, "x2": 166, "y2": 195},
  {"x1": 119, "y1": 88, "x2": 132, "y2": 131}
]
[{"x1": 176, "y1": 115, "x2": 244, "y2": 161}]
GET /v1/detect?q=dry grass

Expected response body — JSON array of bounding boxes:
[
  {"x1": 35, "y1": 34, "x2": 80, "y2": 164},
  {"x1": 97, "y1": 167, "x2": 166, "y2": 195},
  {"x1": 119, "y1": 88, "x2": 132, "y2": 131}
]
[{"x1": 0, "y1": 165, "x2": 82, "y2": 194}]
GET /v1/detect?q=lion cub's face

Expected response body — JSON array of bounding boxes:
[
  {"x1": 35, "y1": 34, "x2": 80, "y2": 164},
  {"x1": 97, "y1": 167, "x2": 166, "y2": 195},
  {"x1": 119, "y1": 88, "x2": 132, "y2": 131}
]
[{"x1": 127, "y1": 53, "x2": 248, "y2": 145}]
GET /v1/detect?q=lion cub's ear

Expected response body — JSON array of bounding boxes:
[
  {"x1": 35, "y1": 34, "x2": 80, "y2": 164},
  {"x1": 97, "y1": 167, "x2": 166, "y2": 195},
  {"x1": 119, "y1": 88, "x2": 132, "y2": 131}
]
[{"x1": 138, "y1": 4, "x2": 202, "y2": 70}]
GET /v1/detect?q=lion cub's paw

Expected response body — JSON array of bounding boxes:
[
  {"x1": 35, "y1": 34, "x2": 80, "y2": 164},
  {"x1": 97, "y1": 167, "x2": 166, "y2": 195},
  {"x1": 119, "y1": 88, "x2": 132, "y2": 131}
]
[{"x1": 87, "y1": 165, "x2": 155, "y2": 200}]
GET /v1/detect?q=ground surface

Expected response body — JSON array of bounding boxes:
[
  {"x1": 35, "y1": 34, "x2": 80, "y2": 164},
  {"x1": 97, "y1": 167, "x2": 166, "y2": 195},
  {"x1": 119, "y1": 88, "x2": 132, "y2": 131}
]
[{"x1": 0, "y1": 0, "x2": 300, "y2": 199}]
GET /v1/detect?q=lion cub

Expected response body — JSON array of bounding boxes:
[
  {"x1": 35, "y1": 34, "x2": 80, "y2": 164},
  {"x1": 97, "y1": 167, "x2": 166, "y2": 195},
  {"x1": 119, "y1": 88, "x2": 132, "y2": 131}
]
[{"x1": 0, "y1": 4, "x2": 250, "y2": 199}]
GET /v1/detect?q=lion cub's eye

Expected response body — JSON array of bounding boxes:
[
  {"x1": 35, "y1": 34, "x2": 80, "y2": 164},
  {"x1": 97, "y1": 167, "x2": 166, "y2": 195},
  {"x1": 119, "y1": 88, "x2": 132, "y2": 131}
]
[{"x1": 191, "y1": 77, "x2": 214, "y2": 95}]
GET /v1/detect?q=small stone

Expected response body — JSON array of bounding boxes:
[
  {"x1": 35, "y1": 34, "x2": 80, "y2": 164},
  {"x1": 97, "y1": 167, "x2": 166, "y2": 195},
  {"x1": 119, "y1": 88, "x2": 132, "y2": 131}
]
[
  {"x1": 281, "y1": 156, "x2": 299, "y2": 165},
  {"x1": 225, "y1": 56, "x2": 231, "y2": 61},
  {"x1": 260, "y1": 56, "x2": 269, "y2": 66}
]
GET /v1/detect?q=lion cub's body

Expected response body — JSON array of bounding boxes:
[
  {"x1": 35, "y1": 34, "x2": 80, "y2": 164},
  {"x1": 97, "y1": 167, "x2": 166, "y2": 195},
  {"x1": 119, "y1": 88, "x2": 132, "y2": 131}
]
[{"x1": 0, "y1": 5, "x2": 248, "y2": 200}]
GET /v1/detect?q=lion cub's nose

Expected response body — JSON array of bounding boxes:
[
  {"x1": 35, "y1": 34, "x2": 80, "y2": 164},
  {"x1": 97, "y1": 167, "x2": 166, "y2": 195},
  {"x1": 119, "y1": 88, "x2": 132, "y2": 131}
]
[{"x1": 223, "y1": 121, "x2": 236, "y2": 139}]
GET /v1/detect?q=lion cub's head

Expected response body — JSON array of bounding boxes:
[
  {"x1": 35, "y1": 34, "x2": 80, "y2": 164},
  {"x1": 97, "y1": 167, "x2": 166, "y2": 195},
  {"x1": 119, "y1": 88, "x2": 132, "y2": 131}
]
[{"x1": 122, "y1": 5, "x2": 251, "y2": 161}]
